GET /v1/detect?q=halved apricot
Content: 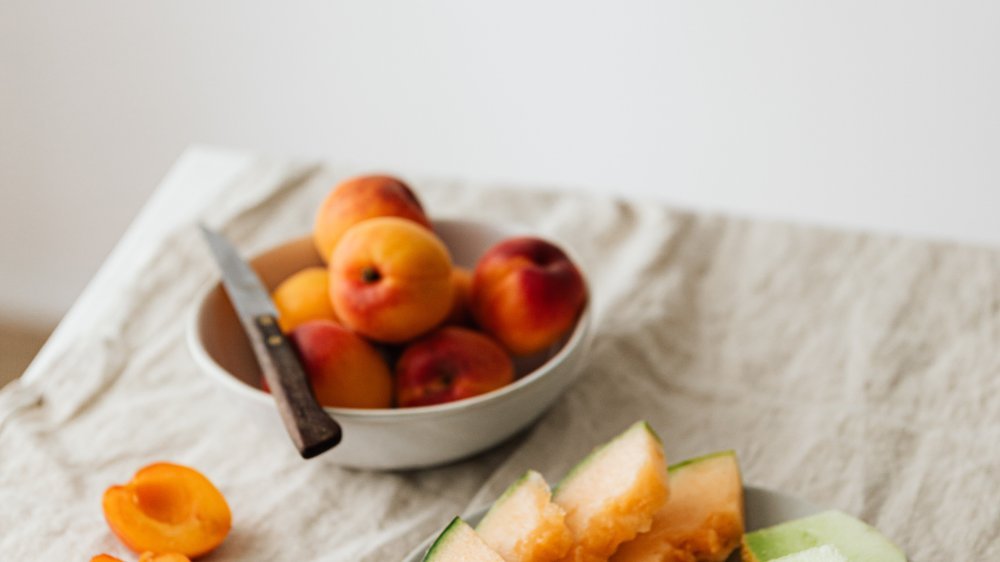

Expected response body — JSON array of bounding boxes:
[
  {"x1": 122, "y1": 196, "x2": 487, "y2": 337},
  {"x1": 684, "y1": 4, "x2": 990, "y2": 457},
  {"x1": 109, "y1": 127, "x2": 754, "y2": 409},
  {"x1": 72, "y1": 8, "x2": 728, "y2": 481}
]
[
  {"x1": 139, "y1": 552, "x2": 192, "y2": 562},
  {"x1": 102, "y1": 463, "x2": 231, "y2": 558}
]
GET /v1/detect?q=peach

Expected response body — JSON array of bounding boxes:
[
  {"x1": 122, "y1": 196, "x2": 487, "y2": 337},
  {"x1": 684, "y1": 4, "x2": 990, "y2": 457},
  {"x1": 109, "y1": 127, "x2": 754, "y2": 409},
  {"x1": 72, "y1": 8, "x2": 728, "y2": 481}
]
[
  {"x1": 102, "y1": 463, "x2": 231, "y2": 559},
  {"x1": 472, "y1": 237, "x2": 586, "y2": 356},
  {"x1": 313, "y1": 175, "x2": 431, "y2": 263},
  {"x1": 289, "y1": 319, "x2": 393, "y2": 408},
  {"x1": 271, "y1": 266, "x2": 337, "y2": 332},
  {"x1": 396, "y1": 326, "x2": 514, "y2": 407},
  {"x1": 329, "y1": 217, "x2": 454, "y2": 343},
  {"x1": 442, "y1": 266, "x2": 474, "y2": 326}
]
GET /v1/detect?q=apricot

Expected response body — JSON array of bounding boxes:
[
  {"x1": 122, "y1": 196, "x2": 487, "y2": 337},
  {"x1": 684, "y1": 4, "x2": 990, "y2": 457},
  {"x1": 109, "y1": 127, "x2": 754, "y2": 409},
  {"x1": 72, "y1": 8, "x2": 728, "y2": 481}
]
[
  {"x1": 102, "y1": 463, "x2": 231, "y2": 559},
  {"x1": 289, "y1": 319, "x2": 393, "y2": 408},
  {"x1": 271, "y1": 266, "x2": 338, "y2": 332},
  {"x1": 442, "y1": 267, "x2": 474, "y2": 327},
  {"x1": 329, "y1": 217, "x2": 454, "y2": 343},
  {"x1": 139, "y1": 553, "x2": 192, "y2": 562},
  {"x1": 90, "y1": 552, "x2": 191, "y2": 562},
  {"x1": 472, "y1": 237, "x2": 586, "y2": 356},
  {"x1": 396, "y1": 327, "x2": 514, "y2": 407},
  {"x1": 313, "y1": 175, "x2": 431, "y2": 263}
]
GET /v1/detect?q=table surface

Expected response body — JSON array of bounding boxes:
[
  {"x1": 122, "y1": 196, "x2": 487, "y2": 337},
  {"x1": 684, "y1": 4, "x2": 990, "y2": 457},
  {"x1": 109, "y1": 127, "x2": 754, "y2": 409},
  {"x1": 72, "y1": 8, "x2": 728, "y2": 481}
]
[{"x1": 8, "y1": 149, "x2": 998, "y2": 560}]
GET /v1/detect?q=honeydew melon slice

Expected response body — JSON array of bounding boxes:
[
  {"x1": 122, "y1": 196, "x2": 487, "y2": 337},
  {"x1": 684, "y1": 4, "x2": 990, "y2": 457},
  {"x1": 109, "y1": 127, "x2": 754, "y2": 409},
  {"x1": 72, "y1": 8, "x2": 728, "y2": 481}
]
[
  {"x1": 422, "y1": 517, "x2": 505, "y2": 562},
  {"x1": 611, "y1": 450, "x2": 744, "y2": 562},
  {"x1": 476, "y1": 470, "x2": 574, "y2": 562},
  {"x1": 552, "y1": 421, "x2": 670, "y2": 562},
  {"x1": 741, "y1": 510, "x2": 906, "y2": 562},
  {"x1": 772, "y1": 545, "x2": 849, "y2": 562}
]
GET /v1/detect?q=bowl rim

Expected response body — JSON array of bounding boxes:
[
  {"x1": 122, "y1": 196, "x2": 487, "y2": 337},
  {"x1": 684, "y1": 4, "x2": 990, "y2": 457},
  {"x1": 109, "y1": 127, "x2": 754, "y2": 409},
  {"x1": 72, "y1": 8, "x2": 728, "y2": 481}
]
[{"x1": 186, "y1": 218, "x2": 592, "y2": 420}]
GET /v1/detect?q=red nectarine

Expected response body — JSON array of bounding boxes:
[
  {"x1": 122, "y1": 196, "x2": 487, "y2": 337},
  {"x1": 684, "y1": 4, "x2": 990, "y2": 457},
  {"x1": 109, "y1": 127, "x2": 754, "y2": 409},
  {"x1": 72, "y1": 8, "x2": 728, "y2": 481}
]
[
  {"x1": 471, "y1": 237, "x2": 586, "y2": 356},
  {"x1": 396, "y1": 327, "x2": 514, "y2": 407}
]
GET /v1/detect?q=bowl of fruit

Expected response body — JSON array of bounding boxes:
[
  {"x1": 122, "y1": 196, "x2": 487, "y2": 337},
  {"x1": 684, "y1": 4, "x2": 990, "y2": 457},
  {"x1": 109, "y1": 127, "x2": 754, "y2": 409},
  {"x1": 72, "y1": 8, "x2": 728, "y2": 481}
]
[{"x1": 187, "y1": 175, "x2": 591, "y2": 470}]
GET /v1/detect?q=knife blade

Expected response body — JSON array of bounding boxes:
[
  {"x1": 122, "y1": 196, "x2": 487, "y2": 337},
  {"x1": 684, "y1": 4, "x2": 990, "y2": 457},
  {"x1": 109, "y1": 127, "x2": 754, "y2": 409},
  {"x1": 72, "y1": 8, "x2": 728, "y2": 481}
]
[{"x1": 199, "y1": 224, "x2": 342, "y2": 459}]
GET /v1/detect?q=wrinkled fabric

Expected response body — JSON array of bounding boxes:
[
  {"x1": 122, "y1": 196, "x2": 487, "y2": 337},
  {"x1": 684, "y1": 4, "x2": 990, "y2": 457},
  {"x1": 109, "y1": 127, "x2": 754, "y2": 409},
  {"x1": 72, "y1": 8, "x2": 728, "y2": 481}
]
[{"x1": 1, "y1": 157, "x2": 997, "y2": 560}]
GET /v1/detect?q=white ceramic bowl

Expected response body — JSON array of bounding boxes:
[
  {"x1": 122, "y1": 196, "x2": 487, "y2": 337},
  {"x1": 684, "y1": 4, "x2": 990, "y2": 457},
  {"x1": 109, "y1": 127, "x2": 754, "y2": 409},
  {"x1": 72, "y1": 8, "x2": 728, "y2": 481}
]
[{"x1": 187, "y1": 219, "x2": 592, "y2": 470}]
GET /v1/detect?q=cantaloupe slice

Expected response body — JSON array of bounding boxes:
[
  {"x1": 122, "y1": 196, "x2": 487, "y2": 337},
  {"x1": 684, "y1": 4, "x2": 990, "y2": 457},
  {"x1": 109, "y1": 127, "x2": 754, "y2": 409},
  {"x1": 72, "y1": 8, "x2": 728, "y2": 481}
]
[
  {"x1": 741, "y1": 511, "x2": 906, "y2": 562},
  {"x1": 423, "y1": 517, "x2": 505, "y2": 562},
  {"x1": 477, "y1": 470, "x2": 574, "y2": 562},
  {"x1": 552, "y1": 421, "x2": 670, "y2": 562},
  {"x1": 611, "y1": 450, "x2": 744, "y2": 562}
]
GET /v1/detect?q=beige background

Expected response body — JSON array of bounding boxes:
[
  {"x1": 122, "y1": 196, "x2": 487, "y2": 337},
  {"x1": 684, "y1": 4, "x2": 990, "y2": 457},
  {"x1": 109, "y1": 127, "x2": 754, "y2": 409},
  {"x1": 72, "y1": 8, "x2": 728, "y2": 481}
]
[{"x1": 3, "y1": 1, "x2": 1000, "y2": 329}]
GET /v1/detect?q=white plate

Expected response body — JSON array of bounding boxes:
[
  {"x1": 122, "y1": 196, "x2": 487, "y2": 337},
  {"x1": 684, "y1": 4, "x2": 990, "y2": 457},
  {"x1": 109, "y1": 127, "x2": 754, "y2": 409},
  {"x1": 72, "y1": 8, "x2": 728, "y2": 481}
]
[{"x1": 401, "y1": 485, "x2": 820, "y2": 562}]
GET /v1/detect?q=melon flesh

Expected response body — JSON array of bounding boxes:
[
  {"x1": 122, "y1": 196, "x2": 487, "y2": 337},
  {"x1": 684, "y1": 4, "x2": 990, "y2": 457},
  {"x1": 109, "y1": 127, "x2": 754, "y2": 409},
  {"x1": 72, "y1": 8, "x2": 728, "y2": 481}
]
[
  {"x1": 423, "y1": 517, "x2": 506, "y2": 562},
  {"x1": 741, "y1": 511, "x2": 906, "y2": 562},
  {"x1": 477, "y1": 470, "x2": 574, "y2": 562},
  {"x1": 611, "y1": 450, "x2": 744, "y2": 562},
  {"x1": 772, "y1": 546, "x2": 849, "y2": 562},
  {"x1": 552, "y1": 421, "x2": 670, "y2": 562}
]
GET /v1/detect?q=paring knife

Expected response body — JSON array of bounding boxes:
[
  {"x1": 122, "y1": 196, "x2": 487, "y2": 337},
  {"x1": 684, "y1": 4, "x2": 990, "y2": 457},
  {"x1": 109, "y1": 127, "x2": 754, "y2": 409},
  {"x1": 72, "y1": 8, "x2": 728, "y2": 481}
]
[{"x1": 198, "y1": 224, "x2": 342, "y2": 459}]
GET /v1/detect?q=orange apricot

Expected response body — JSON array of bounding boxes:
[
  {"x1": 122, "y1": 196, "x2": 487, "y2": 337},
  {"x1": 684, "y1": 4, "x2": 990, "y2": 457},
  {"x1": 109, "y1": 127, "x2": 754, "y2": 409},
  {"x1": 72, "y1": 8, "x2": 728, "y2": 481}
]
[
  {"x1": 442, "y1": 267, "x2": 474, "y2": 326},
  {"x1": 313, "y1": 175, "x2": 431, "y2": 263},
  {"x1": 329, "y1": 217, "x2": 453, "y2": 343},
  {"x1": 271, "y1": 266, "x2": 338, "y2": 332},
  {"x1": 90, "y1": 556, "x2": 124, "y2": 562},
  {"x1": 289, "y1": 319, "x2": 393, "y2": 408},
  {"x1": 102, "y1": 463, "x2": 231, "y2": 559},
  {"x1": 139, "y1": 552, "x2": 192, "y2": 562}
]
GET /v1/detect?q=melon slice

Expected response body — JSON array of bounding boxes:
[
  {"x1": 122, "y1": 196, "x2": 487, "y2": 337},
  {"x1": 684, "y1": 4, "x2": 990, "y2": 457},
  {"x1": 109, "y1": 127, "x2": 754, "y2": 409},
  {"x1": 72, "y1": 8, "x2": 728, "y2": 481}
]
[
  {"x1": 552, "y1": 421, "x2": 670, "y2": 562},
  {"x1": 772, "y1": 545, "x2": 849, "y2": 562},
  {"x1": 422, "y1": 517, "x2": 505, "y2": 562},
  {"x1": 611, "y1": 450, "x2": 744, "y2": 562},
  {"x1": 477, "y1": 470, "x2": 574, "y2": 562},
  {"x1": 741, "y1": 510, "x2": 906, "y2": 562}
]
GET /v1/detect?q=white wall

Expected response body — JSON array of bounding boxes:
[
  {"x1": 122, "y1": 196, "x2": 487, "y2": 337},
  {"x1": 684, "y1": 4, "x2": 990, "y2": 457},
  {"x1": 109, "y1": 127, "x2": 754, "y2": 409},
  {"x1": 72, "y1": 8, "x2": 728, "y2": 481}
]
[{"x1": 3, "y1": 1, "x2": 999, "y2": 326}]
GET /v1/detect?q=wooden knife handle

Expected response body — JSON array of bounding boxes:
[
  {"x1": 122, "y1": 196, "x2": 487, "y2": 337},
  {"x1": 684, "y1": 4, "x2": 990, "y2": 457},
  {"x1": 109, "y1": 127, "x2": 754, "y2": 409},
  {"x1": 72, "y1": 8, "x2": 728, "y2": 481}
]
[{"x1": 247, "y1": 314, "x2": 342, "y2": 459}]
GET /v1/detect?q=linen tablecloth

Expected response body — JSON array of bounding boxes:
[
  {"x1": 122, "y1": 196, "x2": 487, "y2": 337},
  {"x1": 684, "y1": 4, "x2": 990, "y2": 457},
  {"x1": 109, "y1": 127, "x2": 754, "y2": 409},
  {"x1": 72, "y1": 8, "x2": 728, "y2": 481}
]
[{"x1": 1, "y1": 156, "x2": 997, "y2": 560}]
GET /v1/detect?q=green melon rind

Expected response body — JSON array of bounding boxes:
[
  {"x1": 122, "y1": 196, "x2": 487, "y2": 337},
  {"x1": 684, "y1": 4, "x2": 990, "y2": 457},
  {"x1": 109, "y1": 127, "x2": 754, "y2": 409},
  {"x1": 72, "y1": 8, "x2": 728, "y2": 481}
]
[
  {"x1": 424, "y1": 517, "x2": 508, "y2": 562},
  {"x1": 476, "y1": 470, "x2": 537, "y2": 531},
  {"x1": 771, "y1": 545, "x2": 849, "y2": 562},
  {"x1": 553, "y1": 421, "x2": 661, "y2": 496},
  {"x1": 742, "y1": 510, "x2": 906, "y2": 562},
  {"x1": 668, "y1": 449, "x2": 738, "y2": 474},
  {"x1": 423, "y1": 517, "x2": 466, "y2": 561}
]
